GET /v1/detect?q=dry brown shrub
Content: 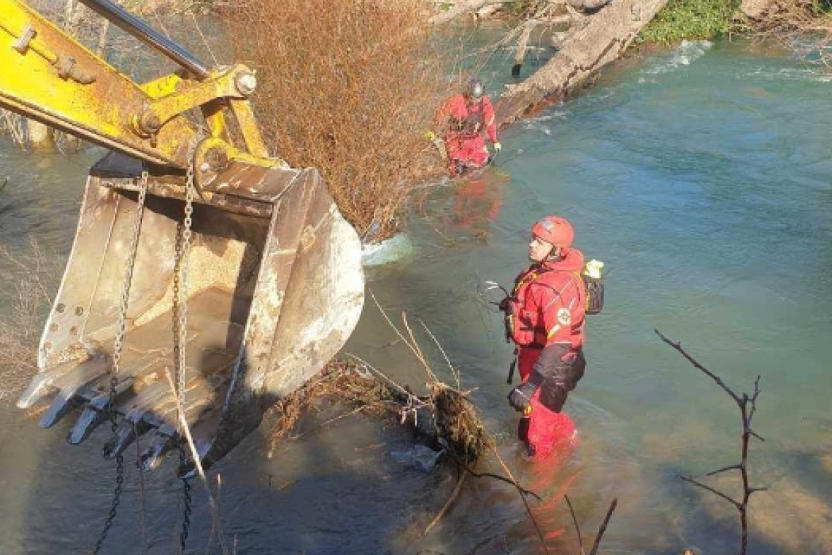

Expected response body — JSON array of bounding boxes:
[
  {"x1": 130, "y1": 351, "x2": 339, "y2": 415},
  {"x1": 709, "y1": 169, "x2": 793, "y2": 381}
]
[
  {"x1": 749, "y1": 0, "x2": 832, "y2": 63},
  {"x1": 0, "y1": 240, "x2": 57, "y2": 405},
  {"x1": 221, "y1": 0, "x2": 452, "y2": 241}
]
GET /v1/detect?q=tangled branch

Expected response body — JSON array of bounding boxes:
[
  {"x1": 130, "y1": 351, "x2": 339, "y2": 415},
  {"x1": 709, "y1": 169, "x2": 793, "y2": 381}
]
[{"x1": 656, "y1": 329, "x2": 767, "y2": 555}]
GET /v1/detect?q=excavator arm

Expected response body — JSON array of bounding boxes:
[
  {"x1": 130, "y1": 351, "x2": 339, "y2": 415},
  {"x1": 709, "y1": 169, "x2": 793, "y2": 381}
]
[
  {"x1": 0, "y1": 0, "x2": 270, "y2": 171},
  {"x1": 1, "y1": 0, "x2": 365, "y2": 474}
]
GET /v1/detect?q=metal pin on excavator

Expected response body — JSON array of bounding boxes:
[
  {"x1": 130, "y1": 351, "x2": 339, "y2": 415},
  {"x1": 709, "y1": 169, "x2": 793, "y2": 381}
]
[{"x1": 0, "y1": 0, "x2": 365, "y2": 473}]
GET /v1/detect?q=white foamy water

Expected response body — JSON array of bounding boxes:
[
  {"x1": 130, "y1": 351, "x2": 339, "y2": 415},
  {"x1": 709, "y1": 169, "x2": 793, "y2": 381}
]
[
  {"x1": 361, "y1": 233, "x2": 416, "y2": 270},
  {"x1": 639, "y1": 39, "x2": 713, "y2": 81},
  {"x1": 743, "y1": 64, "x2": 832, "y2": 83}
]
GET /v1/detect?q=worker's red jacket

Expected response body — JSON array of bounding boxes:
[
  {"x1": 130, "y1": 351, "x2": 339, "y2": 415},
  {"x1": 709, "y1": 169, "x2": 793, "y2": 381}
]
[
  {"x1": 438, "y1": 93, "x2": 498, "y2": 143},
  {"x1": 509, "y1": 248, "x2": 587, "y2": 362}
]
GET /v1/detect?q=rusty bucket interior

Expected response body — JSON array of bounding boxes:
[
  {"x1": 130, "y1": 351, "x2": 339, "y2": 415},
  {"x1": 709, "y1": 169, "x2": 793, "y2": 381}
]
[{"x1": 18, "y1": 153, "x2": 365, "y2": 472}]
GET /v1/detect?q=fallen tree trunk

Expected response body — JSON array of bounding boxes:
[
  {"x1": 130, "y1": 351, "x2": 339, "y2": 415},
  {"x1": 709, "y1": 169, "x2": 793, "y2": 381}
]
[
  {"x1": 567, "y1": 0, "x2": 613, "y2": 11},
  {"x1": 430, "y1": 0, "x2": 494, "y2": 25},
  {"x1": 496, "y1": 0, "x2": 670, "y2": 125}
]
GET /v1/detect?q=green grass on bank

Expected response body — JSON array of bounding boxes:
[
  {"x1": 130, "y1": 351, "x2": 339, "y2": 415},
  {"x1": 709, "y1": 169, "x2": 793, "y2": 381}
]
[{"x1": 638, "y1": 0, "x2": 738, "y2": 44}]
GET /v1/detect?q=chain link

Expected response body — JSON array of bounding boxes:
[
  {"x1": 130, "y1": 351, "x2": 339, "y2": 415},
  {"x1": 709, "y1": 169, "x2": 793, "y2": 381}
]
[
  {"x1": 93, "y1": 170, "x2": 148, "y2": 555},
  {"x1": 179, "y1": 475, "x2": 193, "y2": 552}
]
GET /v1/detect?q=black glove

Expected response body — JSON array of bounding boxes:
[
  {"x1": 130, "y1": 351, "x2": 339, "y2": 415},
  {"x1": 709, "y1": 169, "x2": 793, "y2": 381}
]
[{"x1": 508, "y1": 382, "x2": 537, "y2": 412}]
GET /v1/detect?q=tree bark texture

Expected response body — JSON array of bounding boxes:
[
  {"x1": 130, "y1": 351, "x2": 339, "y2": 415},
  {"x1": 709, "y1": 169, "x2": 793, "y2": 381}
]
[{"x1": 496, "y1": 0, "x2": 670, "y2": 126}]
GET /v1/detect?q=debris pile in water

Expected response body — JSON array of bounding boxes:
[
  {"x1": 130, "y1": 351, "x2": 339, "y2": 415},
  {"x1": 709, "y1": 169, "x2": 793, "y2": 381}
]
[
  {"x1": 265, "y1": 361, "x2": 492, "y2": 464},
  {"x1": 429, "y1": 383, "x2": 491, "y2": 463}
]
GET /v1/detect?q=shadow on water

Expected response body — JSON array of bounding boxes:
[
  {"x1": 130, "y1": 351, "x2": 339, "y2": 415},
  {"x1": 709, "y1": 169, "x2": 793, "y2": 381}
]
[
  {"x1": 4, "y1": 357, "x2": 468, "y2": 554},
  {"x1": 649, "y1": 452, "x2": 832, "y2": 555}
]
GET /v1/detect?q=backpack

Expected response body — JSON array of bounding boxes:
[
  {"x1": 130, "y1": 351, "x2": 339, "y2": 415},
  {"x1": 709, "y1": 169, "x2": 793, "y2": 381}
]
[{"x1": 580, "y1": 259, "x2": 605, "y2": 315}]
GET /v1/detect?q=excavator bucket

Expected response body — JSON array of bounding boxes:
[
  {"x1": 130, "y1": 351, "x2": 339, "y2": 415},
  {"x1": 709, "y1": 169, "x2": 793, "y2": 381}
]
[{"x1": 17, "y1": 153, "x2": 365, "y2": 473}]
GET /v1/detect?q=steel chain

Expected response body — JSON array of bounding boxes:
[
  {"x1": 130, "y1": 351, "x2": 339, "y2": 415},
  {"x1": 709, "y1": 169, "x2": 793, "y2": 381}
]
[
  {"x1": 178, "y1": 144, "x2": 195, "y2": 423},
  {"x1": 93, "y1": 170, "x2": 148, "y2": 555},
  {"x1": 172, "y1": 139, "x2": 198, "y2": 553}
]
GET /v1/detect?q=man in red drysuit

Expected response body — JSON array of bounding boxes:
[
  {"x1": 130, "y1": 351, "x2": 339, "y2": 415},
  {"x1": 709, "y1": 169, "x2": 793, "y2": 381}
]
[
  {"x1": 503, "y1": 216, "x2": 587, "y2": 458},
  {"x1": 435, "y1": 77, "x2": 501, "y2": 177}
]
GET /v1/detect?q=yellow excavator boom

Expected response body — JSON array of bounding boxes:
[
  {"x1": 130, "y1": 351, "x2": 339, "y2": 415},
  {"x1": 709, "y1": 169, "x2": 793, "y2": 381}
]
[{"x1": 1, "y1": 0, "x2": 365, "y2": 473}]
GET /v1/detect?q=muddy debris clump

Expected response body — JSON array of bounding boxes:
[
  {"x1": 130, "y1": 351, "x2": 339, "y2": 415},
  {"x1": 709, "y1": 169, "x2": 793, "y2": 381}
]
[{"x1": 265, "y1": 362, "x2": 492, "y2": 465}]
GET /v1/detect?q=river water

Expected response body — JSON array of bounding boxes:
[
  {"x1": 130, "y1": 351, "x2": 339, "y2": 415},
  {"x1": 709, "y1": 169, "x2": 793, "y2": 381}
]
[{"x1": 1, "y1": 39, "x2": 831, "y2": 555}]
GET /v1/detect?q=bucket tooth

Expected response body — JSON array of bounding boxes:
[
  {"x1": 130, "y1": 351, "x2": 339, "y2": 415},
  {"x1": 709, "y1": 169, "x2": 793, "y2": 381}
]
[
  {"x1": 22, "y1": 354, "x2": 111, "y2": 412},
  {"x1": 39, "y1": 389, "x2": 84, "y2": 428},
  {"x1": 67, "y1": 378, "x2": 134, "y2": 445},
  {"x1": 17, "y1": 358, "x2": 81, "y2": 409},
  {"x1": 152, "y1": 379, "x2": 216, "y2": 435},
  {"x1": 18, "y1": 373, "x2": 59, "y2": 410},
  {"x1": 116, "y1": 382, "x2": 171, "y2": 422},
  {"x1": 176, "y1": 436, "x2": 214, "y2": 479},
  {"x1": 102, "y1": 382, "x2": 172, "y2": 459},
  {"x1": 67, "y1": 406, "x2": 107, "y2": 445},
  {"x1": 91, "y1": 377, "x2": 135, "y2": 410},
  {"x1": 137, "y1": 432, "x2": 176, "y2": 472},
  {"x1": 103, "y1": 419, "x2": 149, "y2": 459}
]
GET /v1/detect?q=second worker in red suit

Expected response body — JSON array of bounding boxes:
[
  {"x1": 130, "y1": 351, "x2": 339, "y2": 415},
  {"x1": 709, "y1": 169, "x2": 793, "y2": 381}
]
[
  {"x1": 436, "y1": 77, "x2": 501, "y2": 177},
  {"x1": 504, "y1": 216, "x2": 587, "y2": 458}
]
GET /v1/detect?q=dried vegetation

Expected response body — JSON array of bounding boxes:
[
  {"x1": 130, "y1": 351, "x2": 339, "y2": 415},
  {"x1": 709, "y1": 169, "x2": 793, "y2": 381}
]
[
  {"x1": 748, "y1": 0, "x2": 832, "y2": 63},
  {"x1": 0, "y1": 241, "x2": 57, "y2": 405},
  {"x1": 264, "y1": 359, "x2": 492, "y2": 466},
  {"x1": 264, "y1": 299, "x2": 492, "y2": 465},
  {"x1": 221, "y1": 0, "x2": 452, "y2": 241}
]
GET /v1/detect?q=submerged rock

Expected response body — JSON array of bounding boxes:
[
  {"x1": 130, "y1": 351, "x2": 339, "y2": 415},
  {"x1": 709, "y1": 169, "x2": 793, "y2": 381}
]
[{"x1": 391, "y1": 444, "x2": 445, "y2": 472}]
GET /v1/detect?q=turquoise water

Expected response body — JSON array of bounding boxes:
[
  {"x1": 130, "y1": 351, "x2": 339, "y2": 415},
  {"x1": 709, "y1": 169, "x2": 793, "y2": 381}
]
[{"x1": 1, "y1": 39, "x2": 831, "y2": 554}]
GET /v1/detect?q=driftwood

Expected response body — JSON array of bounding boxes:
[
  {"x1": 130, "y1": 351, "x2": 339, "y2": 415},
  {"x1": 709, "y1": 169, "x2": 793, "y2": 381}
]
[{"x1": 497, "y1": 0, "x2": 670, "y2": 125}]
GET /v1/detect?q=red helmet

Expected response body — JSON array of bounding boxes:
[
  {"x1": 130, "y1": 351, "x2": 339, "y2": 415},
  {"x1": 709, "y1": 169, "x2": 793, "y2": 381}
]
[{"x1": 531, "y1": 216, "x2": 574, "y2": 248}]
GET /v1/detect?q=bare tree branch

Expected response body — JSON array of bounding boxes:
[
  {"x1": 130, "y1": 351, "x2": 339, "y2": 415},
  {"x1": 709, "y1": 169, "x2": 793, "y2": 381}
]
[
  {"x1": 679, "y1": 476, "x2": 741, "y2": 509},
  {"x1": 706, "y1": 463, "x2": 743, "y2": 477},
  {"x1": 424, "y1": 469, "x2": 467, "y2": 535},
  {"x1": 655, "y1": 329, "x2": 742, "y2": 405},
  {"x1": 748, "y1": 375, "x2": 761, "y2": 420},
  {"x1": 748, "y1": 429, "x2": 766, "y2": 442},
  {"x1": 587, "y1": 498, "x2": 618, "y2": 555},
  {"x1": 564, "y1": 494, "x2": 585, "y2": 555}
]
